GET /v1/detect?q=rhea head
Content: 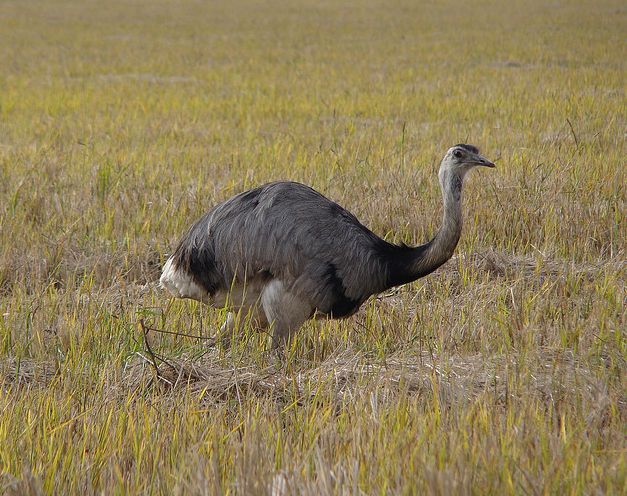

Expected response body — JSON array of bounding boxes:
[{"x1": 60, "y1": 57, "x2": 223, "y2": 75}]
[{"x1": 440, "y1": 144, "x2": 495, "y2": 177}]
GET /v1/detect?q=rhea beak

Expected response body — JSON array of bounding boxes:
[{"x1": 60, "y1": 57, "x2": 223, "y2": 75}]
[{"x1": 471, "y1": 154, "x2": 496, "y2": 168}]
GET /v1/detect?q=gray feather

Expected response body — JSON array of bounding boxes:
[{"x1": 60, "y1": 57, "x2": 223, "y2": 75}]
[{"x1": 171, "y1": 181, "x2": 393, "y2": 316}]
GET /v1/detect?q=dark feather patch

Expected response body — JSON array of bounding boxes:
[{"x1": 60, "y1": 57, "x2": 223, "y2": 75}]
[
  {"x1": 325, "y1": 263, "x2": 361, "y2": 318},
  {"x1": 454, "y1": 144, "x2": 479, "y2": 154},
  {"x1": 452, "y1": 175, "x2": 462, "y2": 201},
  {"x1": 171, "y1": 214, "x2": 223, "y2": 294},
  {"x1": 237, "y1": 187, "x2": 262, "y2": 208}
]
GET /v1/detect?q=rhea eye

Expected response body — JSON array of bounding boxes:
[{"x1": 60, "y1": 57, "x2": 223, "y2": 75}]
[{"x1": 453, "y1": 150, "x2": 463, "y2": 159}]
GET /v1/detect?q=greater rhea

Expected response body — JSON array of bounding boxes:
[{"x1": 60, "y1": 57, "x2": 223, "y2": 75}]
[{"x1": 160, "y1": 144, "x2": 495, "y2": 347}]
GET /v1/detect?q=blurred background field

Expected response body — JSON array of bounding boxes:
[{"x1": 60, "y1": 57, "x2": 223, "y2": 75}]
[{"x1": 0, "y1": 0, "x2": 625, "y2": 494}]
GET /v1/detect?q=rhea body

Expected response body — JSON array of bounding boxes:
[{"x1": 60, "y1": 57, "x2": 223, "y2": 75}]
[{"x1": 160, "y1": 144, "x2": 495, "y2": 346}]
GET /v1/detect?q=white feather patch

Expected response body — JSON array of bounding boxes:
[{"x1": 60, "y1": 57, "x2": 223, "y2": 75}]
[{"x1": 159, "y1": 257, "x2": 208, "y2": 301}]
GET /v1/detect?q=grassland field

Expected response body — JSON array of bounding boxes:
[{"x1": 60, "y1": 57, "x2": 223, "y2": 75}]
[{"x1": 0, "y1": 0, "x2": 625, "y2": 494}]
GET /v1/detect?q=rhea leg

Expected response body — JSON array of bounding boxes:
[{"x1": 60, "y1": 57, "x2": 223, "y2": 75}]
[
  {"x1": 218, "y1": 305, "x2": 270, "y2": 346},
  {"x1": 219, "y1": 312, "x2": 234, "y2": 333},
  {"x1": 261, "y1": 280, "x2": 312, "y2": 348}
]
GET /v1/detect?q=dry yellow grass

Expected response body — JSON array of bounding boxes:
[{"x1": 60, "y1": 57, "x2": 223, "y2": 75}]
[{"x1": 0, "y1": 0, "x2": 625, "y2": 494}]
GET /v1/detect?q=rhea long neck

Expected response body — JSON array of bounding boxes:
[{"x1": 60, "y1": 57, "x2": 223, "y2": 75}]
[{"x1": 385, "y1": 167, "x2": 465, "y2": 288}]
